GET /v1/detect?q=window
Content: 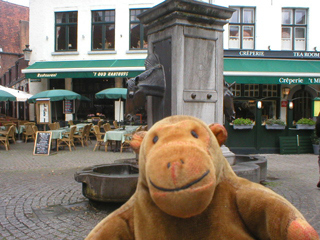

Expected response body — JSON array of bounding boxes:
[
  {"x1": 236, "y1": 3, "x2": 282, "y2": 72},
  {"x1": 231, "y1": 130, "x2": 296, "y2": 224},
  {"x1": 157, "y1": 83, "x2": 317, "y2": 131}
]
[
  {"x1": 55, "y1": 11, "x2": 78, "y2": 51},
  {"x1": 229, "y1": 7, "x2": 255, "y2": 49},
  {"x1": 92, "y1": 10, "x2": 115, "y2": 50},
  {"x1": 282, "y1": 8, "x2": 307, "y2": 50},
  {"x1": 130, "y1": 9, "x2": 148, "y2": 49}
]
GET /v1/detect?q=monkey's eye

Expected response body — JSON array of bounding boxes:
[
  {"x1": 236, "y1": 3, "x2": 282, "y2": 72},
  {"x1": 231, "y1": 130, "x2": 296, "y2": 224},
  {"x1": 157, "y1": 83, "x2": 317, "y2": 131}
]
[
  {"x1": 153, "y1": 136, "x2": 159, "y2": 143},
  {"x1": 191, "y1": 130, "x2": 198, "y2": 138}
]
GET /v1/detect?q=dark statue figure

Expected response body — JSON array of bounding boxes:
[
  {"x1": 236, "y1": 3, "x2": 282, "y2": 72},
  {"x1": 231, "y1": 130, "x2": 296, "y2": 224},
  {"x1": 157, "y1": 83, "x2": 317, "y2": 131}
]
[
  {"x1": 125, "y1": 54, "x2": 166, "y2": 122},
  {"x1": 125, "y1": 53, "x2": 235, "y2": 123}
]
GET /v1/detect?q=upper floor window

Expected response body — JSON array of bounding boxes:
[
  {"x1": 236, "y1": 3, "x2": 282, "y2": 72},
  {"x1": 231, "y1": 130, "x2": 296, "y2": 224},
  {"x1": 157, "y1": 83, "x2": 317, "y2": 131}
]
[
  {"x1": 229, "y1": 7, "x2": 255, "y2": 50},
  {"x1": 92, "y1": 10, "x2": 115, "y2": 50},
  {"x1": 282, "y1": 8, "x2": 307, "y2": 51},
  {"x1": 130, "y1": 9, "x2": 148, "y2": 50},
  {"x1": 55, "y1": 11, "x2": 78, "y2": 51}
]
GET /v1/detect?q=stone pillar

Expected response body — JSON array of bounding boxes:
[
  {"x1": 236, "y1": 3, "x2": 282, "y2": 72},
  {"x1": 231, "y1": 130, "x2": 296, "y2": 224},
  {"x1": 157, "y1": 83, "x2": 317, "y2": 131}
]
[
  {"x1": 139, "y1": 0, "x2": 236, "y2": 164},
  {"x1": 139, "y1": 0, "x2": 234, "y2": 126},
  {"x1": 115, "y1": 77, "x2": 123, "y2": 88}
]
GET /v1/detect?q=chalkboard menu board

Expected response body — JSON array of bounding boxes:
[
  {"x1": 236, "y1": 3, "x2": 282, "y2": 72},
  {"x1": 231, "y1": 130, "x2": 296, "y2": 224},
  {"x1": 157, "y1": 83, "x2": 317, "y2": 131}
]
[
  {"x1": 64, "y1": 100, "x2": 75, "y2": 114},
  {"x1": 33, "y1": 131, "x2": 52, "y2": 155}
]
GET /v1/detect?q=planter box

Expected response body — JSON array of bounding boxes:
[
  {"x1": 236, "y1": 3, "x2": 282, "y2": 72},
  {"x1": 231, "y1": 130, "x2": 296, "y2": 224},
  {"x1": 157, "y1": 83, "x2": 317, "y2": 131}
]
[
  {"x1": 233, "y1": 125, "x2": 254, "y2": 130},
  {"x1": 296, "y1": 124, "x2": 315, "y2": 130},
  {"x1": 265, "y1": 124, "x2": 286, "y2": 130}
]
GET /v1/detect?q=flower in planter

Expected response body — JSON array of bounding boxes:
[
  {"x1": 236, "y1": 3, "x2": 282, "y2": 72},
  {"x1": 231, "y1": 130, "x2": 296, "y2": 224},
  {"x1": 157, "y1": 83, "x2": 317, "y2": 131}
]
[
  {"x1": 87, "y1": 114, "x2": 95, "y2": 118},
  {"x1": 265, "y1": 118, "x2": 285, "y2": 126},
  {"x1": 233, "y1": 118, "x2": 254, "y2": 125},
  {"x1": 296, "y1": 118, "x2": 315, "y2": 126}
]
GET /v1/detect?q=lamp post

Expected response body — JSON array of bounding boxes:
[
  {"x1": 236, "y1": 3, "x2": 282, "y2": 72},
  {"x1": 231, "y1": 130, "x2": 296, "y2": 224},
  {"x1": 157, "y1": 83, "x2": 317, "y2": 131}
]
[{"x1": 23, "y1": 45, "x2": 32, "y2": 61}]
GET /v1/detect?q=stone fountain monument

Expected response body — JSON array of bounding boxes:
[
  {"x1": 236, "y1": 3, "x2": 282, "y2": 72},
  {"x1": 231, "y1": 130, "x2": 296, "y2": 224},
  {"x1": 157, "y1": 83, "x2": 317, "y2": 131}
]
[{"x1": 75, "y1": 0, "x2": 266, "y2": 203}]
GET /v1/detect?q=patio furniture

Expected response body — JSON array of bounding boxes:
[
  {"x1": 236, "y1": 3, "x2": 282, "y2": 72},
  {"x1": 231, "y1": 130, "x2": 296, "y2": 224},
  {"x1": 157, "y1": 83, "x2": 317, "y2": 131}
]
[
  {"x1": 49, "y1": 123, "x2": 57, "y2": 130},
  {"x1": 68, "y1": 120, "x2": 74, "y2": 126},
  {"x1": 57, "y1": 126, "x2": 76, "y2": 151},
  {"x1": 113, "y1": 120, "x2": 119, "y2": 129},
  {"x1": 120, "y1": 133, "x2": 133, "y2": 153},
  {"x1": 74, "y1": 124, "x2": 88, "y2": 147},
  {"x1": 0, "y1": 125, "x2": 14, "y2": 150},
  {"x1": 93, "y1": 125, "x2": 108, "y2": 152},
  {"x1": 32, "y1": 125, "x2": 38, "y2": 139},
  {"x1": 84, "y1": 123, "x2": 93, "y2": 145},
  {"x1": 103, "y1": 123, "x2": 112, "y2": 132},
  {"x1": 22, "y1": 124, "x2": 35, "y2": 143}
]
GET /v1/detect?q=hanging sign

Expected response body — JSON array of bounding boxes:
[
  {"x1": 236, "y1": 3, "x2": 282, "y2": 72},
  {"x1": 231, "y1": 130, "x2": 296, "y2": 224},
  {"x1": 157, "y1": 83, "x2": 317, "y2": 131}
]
[{"x1": 63, "y1": 100, "x2": 75, "y2": 114}]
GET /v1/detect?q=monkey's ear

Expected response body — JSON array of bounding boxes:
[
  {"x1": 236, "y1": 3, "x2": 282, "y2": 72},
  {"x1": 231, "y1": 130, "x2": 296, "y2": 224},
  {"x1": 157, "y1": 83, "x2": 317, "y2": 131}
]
[
  {"x1": 130, "y1": 131, "x2": 147, "y2": 153},
  {"x1": 208, "y1": 123, "x2": 228, "y2": 146}
]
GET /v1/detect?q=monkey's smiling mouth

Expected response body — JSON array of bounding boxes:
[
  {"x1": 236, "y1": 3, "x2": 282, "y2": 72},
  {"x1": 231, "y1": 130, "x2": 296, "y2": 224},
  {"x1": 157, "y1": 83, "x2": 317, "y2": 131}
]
[{"x1": 149, "y1": 170, "x2": 210, "y2": 192}]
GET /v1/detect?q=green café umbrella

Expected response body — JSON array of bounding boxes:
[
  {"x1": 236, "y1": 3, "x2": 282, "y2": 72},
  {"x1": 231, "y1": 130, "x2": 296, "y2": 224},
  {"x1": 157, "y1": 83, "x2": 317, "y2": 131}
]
[
  {"x1": 0, "y1": 90, "x2": 16, "y2": 101},
  {"x1": 95, "y1": 88, "x2": 127, "y2": 100},
  {"x1": 28, "y1": 89, "x2": 82, "y2": 103}
]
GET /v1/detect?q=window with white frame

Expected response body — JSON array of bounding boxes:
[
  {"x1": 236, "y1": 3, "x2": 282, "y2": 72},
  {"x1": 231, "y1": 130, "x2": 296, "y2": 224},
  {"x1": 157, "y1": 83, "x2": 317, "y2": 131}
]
[
  {"x1": 282, "y1": 8, "x2": 307, "y2": 51},
  {"x1": 92, "y1": 10, "x2": 115, "y2": 50},
  {"x1": 130, "y1": 9, "x2": 148, "y2": 49},
  {"x1": 228, "y1": 7, "x2": 255, "y2": 50},
  {"x1": 55, "y1": 11, "x2": 78, "y2": 51}
]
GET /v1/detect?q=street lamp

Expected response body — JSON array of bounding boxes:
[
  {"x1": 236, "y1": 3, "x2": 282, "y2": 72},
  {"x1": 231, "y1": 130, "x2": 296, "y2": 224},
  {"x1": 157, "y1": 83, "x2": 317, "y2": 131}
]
[{"x1": 23, "y1": 45, "x2": 32, "y2": 61}]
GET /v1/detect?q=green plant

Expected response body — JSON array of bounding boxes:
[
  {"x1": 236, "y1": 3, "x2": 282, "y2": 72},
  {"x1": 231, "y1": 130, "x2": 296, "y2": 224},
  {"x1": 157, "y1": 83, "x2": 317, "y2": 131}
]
[
  {"x1": 233, "y1": 118, "x2": 254, "y2": 125},
  {"x1": 311, "y1": 130, "x2": 320, "y2": 144},
  {"x1": 265, "y1": 118, "x2": 285, "y2": 126},
  {"x1": 296, "y1": 118, "x2": 316, "y2": 125}
]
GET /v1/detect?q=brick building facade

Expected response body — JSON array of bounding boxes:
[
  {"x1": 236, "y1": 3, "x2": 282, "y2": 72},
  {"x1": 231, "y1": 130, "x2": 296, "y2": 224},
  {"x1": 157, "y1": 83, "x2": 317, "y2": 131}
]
[{"x1": 0, "y1": 0, "x2": 29, "y2": 79}]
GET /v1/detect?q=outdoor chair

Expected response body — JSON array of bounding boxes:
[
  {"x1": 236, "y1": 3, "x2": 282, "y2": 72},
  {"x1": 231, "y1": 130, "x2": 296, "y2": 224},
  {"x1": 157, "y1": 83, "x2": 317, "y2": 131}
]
[
  {"x1": 120, "y1": 133, "x2": 133, "y2": 153},
  {"x1": 92, "y1": 125, "x2": 108, "y2": 152},
  {"x1": 0, "y1": 125, "x2": 14, "y2": 150},
  {"x1": 113, "y1": 120, "x2": 119, "y2": 129},
  {"x1": 32, "y1": 125, "x2": 38, "y2": 139},
  {"x1": 68, "y1": 120, "x2": 74, "y2": 126},
  {"x1": 48, "y1": 123, "x2": 57, "y2": 130},
  {"x1": 6, "y1": 124, "x2": 16, "y2": 144},
  {"x1": 74, "y1": 124, "x2": 88, "y2": 147},
  {"x1": 57, "y1": 126, "x2": 76, "y2": 151},
  {"x1": 22, "y1": 124, "x2": 35, "y2": 143},
  {"x1": 85, "y1": 123, "x2": 93, "y2": 145},
  {"x1": 55, "y1": 122, "x2": 61, "y2": 129},
  {"x1": 103, "y1": 123, "x2": 112, "y2": 132}
]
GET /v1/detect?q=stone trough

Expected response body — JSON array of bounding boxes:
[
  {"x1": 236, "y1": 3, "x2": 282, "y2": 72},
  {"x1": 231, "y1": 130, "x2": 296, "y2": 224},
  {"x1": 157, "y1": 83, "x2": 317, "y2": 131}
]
[
  {"x1": 75, "y1": 155, "x2": 267, "y2": 203},
  {"x1": 74, "y1": 163, "x2": 139, "y2": 202}
]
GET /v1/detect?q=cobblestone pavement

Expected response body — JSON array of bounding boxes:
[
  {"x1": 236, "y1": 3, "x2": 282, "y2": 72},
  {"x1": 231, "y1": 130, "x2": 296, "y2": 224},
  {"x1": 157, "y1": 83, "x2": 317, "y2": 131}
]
[{"x1": 0, "y1": 142, "x2": 320, "y2": 239}]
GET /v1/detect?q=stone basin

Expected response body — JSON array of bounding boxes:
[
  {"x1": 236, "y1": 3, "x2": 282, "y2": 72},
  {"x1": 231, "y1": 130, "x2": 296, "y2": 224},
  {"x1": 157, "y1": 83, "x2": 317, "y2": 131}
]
[
  {"x1": 75, "y1": 155, "x2": 267, "y2": 203},
  {"x1": 74, "y1": 163, "x2": 139, "y2": 202}
]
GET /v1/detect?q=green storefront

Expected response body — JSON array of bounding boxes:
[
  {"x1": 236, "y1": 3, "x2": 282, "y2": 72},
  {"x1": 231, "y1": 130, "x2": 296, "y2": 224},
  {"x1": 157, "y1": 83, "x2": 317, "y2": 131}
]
[{"x1": 223, "y1": 50, "x2": 320, "y2": 154}]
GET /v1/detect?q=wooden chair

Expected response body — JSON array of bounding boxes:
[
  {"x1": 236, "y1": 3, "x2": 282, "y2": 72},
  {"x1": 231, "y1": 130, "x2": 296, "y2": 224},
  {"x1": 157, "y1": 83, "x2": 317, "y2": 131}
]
[
  {"x1": 103, "y1": 123, "x2": 112, "y2": 132},
  {"x1": 92, "y1": 125, "x2": 108, "y2": 152},
  {"x1": 32, "y1": 125, "x2": 38, "y2": 139},
  {"x1": 57, "y1": 126, "x2": 76, "y2": 151},
  {"x1": 142, "y1": 125, "x2": 148, "y2": 131},
  {"x1": 6, "y1": 124, "x2": 16, "y2": 144},
  {"x1": 113, "y1": 120, "x2": 119, "y2": 129},
  {"x1": 74, "y1": 124, "x2": 88, "y2": 147},
  {"x1": 120, "y1": 133, "x2": 133, "y2": 153},
  {"x1": 68, "y1": 120, "x2": 74, "y2": 126},
  {"x1": 0, "y1": 125, "x2": 14, "y2": 150},
  {"x1": 55, "y1": 122, "x2": 61, "y2": 129},
  {"x1": 22, "y1": 124, "x2": 35, "y2": 143},
  {"x1": 84, "y1": 123, "x2": 93, "y2": 145},
  {"x1": 48, "y1": 123, "x2": 57, "y2": 130}
]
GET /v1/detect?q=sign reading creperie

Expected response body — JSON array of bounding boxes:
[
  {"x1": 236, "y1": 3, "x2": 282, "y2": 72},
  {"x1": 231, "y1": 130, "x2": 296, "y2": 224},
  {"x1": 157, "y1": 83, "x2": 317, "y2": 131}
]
[{"x1": 279, "y1": 77, "x2": 320, "y2": 84}]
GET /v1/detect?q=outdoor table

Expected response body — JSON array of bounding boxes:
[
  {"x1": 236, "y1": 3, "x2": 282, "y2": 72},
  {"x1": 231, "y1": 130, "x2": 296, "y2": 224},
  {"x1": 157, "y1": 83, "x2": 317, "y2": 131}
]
[
  {"x1": 75, "y1": 123, "x2": 88, "y2": 131},
  {"x1": 103, "y1": 126, "x2": 139, "y2": 152},
  {"x1": 47, "y1": 129, "x2": 69, "y2": 151}
]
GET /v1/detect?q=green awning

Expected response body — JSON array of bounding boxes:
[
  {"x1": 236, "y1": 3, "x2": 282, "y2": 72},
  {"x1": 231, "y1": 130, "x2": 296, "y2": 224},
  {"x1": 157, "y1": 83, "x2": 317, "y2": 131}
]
[
  {"x1": 224, "y1": 58, "x2": 320, "y2": 84},
  {"x1": 22, "y1": 59, "x2": 146, "y2": 79}
]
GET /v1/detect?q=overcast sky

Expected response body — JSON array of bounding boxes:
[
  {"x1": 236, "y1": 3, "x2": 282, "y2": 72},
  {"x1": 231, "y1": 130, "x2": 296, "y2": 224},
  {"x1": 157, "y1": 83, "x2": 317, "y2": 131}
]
[{"x1": 3, "y1": 0, "x2": 29, "y2": 7}]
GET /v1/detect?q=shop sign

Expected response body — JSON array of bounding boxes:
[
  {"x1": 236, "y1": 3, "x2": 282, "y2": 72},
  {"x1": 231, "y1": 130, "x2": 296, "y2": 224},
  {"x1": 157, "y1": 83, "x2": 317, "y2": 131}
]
[
  {"x1": 225, "y1": 50, "x2": 320, "y2": 59},
  {"x1": 281, "y1": 101, "x2": 288, "y2": 107},
  {"x1": 93, "y1": 71, "x2": 129, "y2": 77},
  {"x1": 37, "y1": 73, "x2": 58, "y2": 78},
  {"x1": 278, "y1": 77, "x2": 320, "y2": 84}
]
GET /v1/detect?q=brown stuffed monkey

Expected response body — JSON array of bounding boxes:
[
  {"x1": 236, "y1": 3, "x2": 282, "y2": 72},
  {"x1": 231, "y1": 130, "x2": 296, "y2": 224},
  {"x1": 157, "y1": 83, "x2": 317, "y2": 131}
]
[{"x1": 86, "y1": 115, "x2": 319, "y2": 240}]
